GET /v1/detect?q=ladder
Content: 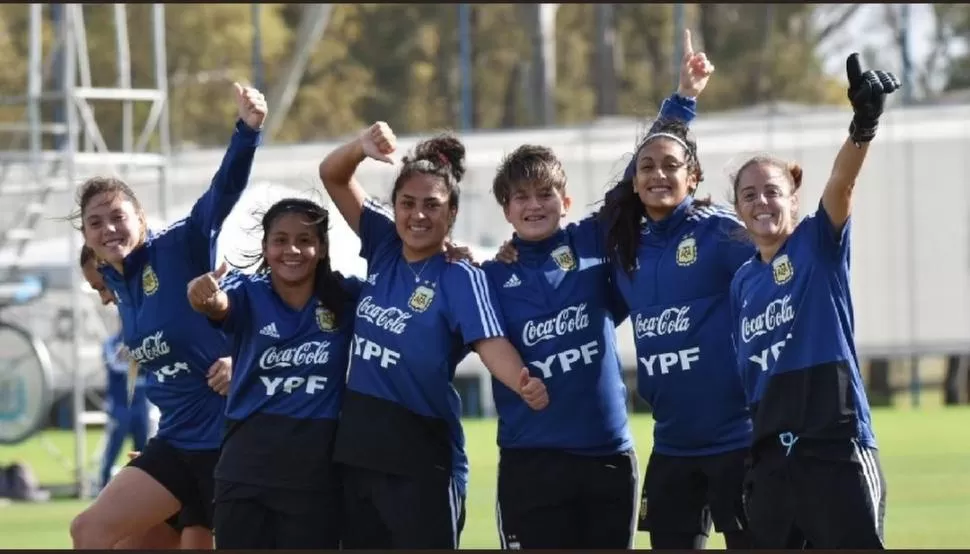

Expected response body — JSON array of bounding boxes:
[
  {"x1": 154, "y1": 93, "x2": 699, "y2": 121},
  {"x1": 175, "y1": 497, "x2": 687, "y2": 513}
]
[{"x1": 0, "y1": 3, "x2": 172, "y2": 499}]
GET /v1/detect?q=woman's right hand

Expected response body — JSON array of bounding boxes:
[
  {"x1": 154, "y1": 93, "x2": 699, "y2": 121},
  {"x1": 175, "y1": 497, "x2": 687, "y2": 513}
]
[{"x1": 359, "y1": 121, "x2": 397, "y2": 164}]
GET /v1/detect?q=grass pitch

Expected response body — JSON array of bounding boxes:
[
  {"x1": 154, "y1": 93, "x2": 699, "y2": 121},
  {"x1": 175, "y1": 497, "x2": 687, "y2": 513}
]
[{"x1": 1, "y1": 407, "x2": 967, "y2": 549}]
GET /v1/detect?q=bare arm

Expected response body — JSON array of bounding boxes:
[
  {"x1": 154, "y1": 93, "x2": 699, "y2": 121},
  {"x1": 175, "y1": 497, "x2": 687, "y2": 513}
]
[
  {"x1": 474, "y1": 337, "x2": 548, "y2": 410},
  {"x1": 821, "y1": 139, "x2": 870, "y2": 231},
  {"x1": 318, "y1": 122, "x2": 397, "y2": 236}
]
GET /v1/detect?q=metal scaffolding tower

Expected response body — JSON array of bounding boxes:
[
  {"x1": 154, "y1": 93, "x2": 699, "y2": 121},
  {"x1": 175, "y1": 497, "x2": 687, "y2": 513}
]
[{"x1": 0, "y1": 3, "x2": 171, "y2": 498}]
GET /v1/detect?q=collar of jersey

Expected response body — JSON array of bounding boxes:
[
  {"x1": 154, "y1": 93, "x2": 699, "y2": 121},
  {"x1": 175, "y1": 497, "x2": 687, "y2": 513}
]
[
  {"x1": 98, "y1": 228, "x2": 158, "y2": 286},
  {"x1": 641, "y1": 196, "x2": 694, "y2": 238},
  {"x1": 511, "y1": 227, "x2": 568, "y2": 265}
]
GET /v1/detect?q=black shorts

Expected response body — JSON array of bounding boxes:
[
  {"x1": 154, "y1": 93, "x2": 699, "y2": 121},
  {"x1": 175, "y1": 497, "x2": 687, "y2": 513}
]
[
  {"x1": 127, "y1": 438, "x2": 219, "y2": 530},
  {"x1": 497, "y1": 448, "x2": 638, "y2": 549},
  {"x1": 340, "y1": 464, "x2": 465, "y2": 549},
  {"x1": 212, "y1": 480, "x2": 341, "y2": 549},
  {"x1": 638, "y1": 448, "x2": 748, "y2": 535},
  {"x1": 744, "y1": 441, "x2": 886, "y2": 549}
]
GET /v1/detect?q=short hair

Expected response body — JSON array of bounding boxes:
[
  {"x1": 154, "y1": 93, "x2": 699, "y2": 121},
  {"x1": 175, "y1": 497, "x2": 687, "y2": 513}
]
[{"x1": 491, "y1": 144, "x2": 567, "y2": 207}]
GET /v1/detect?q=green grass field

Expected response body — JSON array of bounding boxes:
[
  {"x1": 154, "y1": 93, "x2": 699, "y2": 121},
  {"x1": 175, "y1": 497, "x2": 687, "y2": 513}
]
[{"x1": 1, "y1": 407, "x2": 968, "y2": 549}]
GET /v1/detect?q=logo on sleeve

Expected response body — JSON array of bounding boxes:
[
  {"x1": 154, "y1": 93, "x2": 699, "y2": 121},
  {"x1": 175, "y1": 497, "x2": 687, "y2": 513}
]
[
  {"x1": 772, "y1": 254, "x2": 794, "y2": 285},
  {"x1": 408, "y1": 285, "x2": 435, "y2": 313},
  {"x1": 142, "y1": 265, "x2": 159, "y2": 296},
  {"x1": 675, "y1": 235, "x2": 697, "y2": 267},
  {"x1": 551, "y1": 245, "x2": 576, "y2": 272}
]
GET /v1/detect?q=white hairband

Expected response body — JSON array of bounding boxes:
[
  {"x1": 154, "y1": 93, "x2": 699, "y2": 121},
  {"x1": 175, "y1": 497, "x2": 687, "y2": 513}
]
[{"x1": 643, "y1": 132, "x2": 690, "y2": 152}]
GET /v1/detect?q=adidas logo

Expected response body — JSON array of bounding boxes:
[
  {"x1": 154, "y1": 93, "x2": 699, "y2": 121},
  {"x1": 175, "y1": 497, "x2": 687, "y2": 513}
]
[
  {"x1": 503, "y1": 274, "x2": 522, "y2": 288},
  {"x1": 259, "y1": 322, "x2": 280, "y2": 339}
]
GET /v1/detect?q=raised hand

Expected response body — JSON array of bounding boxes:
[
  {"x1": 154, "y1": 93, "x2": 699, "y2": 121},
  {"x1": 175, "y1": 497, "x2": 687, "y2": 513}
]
[
  {"x1": 359, "y1": 121, "x2": 397, "y2": 164},
  {"x1": 187, "y1": 261, "x2": 230, "y2": 312},
  {"x1": 519, "y1": 367, "x2": 549, "y2": 410},
  {"x1": 845, "y1": 53, "x2": 901, "y2": 144},
  {"x1": 677, "y1": 29, "x2": 715, "y2": 99},
  {"x1": 234, "y1": 82, "x2": 267, "y2": 131}
]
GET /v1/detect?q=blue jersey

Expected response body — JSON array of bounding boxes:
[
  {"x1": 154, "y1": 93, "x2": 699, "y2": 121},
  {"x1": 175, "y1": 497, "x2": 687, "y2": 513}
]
[
  {"x1": 103, "y1": 332, "x2": 146, "y2": 416},
  {"x1": 218, "y1": 272, "x2": 361, "y2": 421},
  {"x1": 482, "y1": 218, "x2": 632, "y2": 455},
  {"x1": 612, "y1": 197, "x2": 755, "y2": 456},
  {"x1": 333, "y1": 197, "x2": 506, "y2": 494},
  {"x1": 101, "y1": 119, "x2": 261, "y2": 450},
  {"x1": 212, "y1": 271, "x2": 362, "y2": 490},
  {"x1": 731, "y1": 202, "x2": 876, "y2": 451}
]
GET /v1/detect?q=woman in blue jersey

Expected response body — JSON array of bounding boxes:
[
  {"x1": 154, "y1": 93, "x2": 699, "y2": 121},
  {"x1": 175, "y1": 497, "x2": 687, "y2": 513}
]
[
  {"x1": 79, "y1": 246, "x2": 225, "y2": 550},
  {"x1": 729, "y1": 54, "x2": 899, "y2": 549},
  {"x1": 483, "y1": 145, "x2": 638, "y2": 550},
  {"x1": 187, "y1": 198, "x2": 359, "y2": 549},
  {"x1": 319, "y1": 129, "x2": 549, "y2": 549},
  {"x1": 595, "y1": 36, "x2": 755, "y2": 550},
  {"x1": 497, "y1": 32, "x2": 749, "y2": 550},
  {"x1": 69, "y1": 82, "x2": 266, "y2": 549}
]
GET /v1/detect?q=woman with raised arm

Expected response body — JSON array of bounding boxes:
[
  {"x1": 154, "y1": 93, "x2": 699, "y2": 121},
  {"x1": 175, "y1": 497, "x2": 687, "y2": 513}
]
[
  {"x1": 318, "y1": 128, "x2": 548, "y2": 549},
  {"x1": 69, "y1": 83, "x2": 266, "y2": 549},
  {"x1": 730, "y1": 53, "x2": 899, "y2": 549}
]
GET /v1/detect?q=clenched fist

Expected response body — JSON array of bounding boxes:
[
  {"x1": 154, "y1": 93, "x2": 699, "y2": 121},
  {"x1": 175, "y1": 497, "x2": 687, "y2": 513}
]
[{"x1": 518, "y1": 367, "x2": 549, "y2": 410}]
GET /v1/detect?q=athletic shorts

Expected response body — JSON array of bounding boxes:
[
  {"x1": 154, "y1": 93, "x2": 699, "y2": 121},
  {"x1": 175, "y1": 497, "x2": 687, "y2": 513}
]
[
  {"x1": 744, "y1": 440, "x2": 886, "y2": 549},
  {"x1": 638, "y1": 447, "x2": 748, "y2": 535},
  {"x1": 496, "y1": 448, "x2": 638, "y2": 549},
  {"x1": 212, "y1": 480, "x2": 341, "y2": 549},
  {"x1": 127, "y1": 438, "x2": 219, "y2": 530},
  {"x1": 340, "y1": 465, "x2": 465, "y2": 549}
]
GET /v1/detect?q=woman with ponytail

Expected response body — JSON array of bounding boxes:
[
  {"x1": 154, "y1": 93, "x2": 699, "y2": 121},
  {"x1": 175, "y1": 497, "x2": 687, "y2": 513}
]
[{"x1": 187, "y1": 198, "x2": 359, "y2": 549}]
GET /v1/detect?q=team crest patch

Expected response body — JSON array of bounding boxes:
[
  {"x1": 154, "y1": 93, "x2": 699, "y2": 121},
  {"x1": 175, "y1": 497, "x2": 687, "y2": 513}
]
[
  {"x1": 550, "y1": 245, "x2": 576, "y2": 271},
  {"x1": 315, "y1": 307, "x2": 335, "y2": 332},
  {"x1": 675, "y1": 235, "x2": 697, "y2": 267},
  {"x1": 142, "y1": 265, "x2": 159, "y2": 296},
  {"x1": 408, "y1": 285, "x2": 435, "y2": 313},
  {"x1": 772, "y1": 254, "x2": 794, "y2": 285}
]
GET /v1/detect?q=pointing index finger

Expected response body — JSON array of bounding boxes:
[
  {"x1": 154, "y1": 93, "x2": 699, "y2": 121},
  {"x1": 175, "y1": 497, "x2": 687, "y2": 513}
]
[{"x1": 683, "y1": 29, "x2": 694, "y2": 61}]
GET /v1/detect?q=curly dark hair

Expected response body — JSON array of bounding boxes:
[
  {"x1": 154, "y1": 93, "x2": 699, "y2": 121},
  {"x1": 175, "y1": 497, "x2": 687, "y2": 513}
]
[{"x1": 391, "y1": 133, "x2": 467, "y2": 211}]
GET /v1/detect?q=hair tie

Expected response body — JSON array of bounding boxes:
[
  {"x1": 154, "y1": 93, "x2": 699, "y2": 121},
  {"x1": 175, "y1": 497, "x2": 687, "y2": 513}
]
[{"x1": 437, "y1": 153, "x2": 450, "y2": 167}]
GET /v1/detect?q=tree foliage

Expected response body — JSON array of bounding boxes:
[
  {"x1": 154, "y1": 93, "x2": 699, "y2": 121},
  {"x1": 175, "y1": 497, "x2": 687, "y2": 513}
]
[{"x1": 0, "y1": 3, "x2": 914, "y2": 149}]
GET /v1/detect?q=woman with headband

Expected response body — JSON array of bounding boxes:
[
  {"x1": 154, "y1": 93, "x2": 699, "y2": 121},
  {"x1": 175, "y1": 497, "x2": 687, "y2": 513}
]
[{"x1": 596, "y1": 32, "x2": 756, "y2": 549}]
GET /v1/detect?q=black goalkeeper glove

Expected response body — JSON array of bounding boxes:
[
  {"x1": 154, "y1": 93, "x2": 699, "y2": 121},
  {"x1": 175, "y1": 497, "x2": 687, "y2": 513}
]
[{"x1": 846, "y1": 52, "x2": 902, "y2": 145}]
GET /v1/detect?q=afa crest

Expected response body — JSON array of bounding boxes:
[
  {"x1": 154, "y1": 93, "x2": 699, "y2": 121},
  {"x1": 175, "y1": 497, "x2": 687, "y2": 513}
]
[
  {"x1": 675, "y1": 235, "x2": 697, "y2": 267},
  {"x1": 550, "y1": 245, "x2": 577, "y2": 272},
  {"x1": 315, "y1": 306, "x2": 336, "y2": 332},
  {"x1": 772, "y1": 254, "x2": 794, "y2": 285},
  {"x1": 408, "y1": 285, "x2": 435, "y2": 313},
  {"x1": 142, "y1": 265, "x2": 159, "y2": 296}
]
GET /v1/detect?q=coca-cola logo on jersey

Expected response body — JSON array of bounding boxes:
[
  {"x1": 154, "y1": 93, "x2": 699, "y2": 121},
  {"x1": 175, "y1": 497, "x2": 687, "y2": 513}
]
[
  {"x1": 521, "y1": 303, "x2": 590, "y2": 347},
  {"x1": 258, "y1": 341, "x2": 331, "y2": 370},
  {"x1": 741, "y1": 295, "x2": 795, "y2": 344},
  {"x1": 356, "y1": 296, "x2": 412, "y2": 335},
  {"x1": 634, "y1": 306, "x2": 692, "y2": 340},
  {"x1": 129, "y1": 331, "x2": 170, "y2": 363}
]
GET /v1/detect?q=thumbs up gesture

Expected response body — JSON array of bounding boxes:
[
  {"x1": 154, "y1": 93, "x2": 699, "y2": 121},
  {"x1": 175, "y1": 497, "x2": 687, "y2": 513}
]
[
  {"x1": 845, "y1": 53, "x2": 901, "y2": 144},
  {"x1": 518, "y1": 367, "x2": 549, "y2": 410},
  {"x1": 187, "y1": 261, "x2": 230, "y2": 313}
]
